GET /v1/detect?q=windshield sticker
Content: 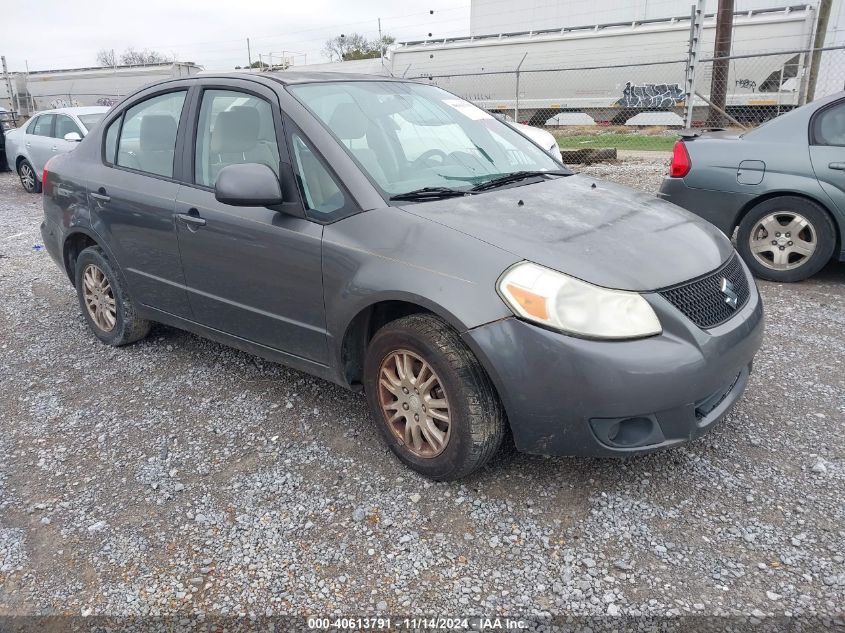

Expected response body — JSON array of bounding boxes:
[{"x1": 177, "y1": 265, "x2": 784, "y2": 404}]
[{"x1": 442, "y1": 99, "x2": 492, "y2": 120}]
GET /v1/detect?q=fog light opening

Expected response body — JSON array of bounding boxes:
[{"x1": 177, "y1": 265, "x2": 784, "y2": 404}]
[{"x1": 613, "y1": 417, "x2": 655, "y2": 447}]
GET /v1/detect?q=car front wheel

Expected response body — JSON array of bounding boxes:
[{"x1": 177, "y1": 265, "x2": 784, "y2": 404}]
[
  {"x1": 18, "y1": 159, "x2": 41, "y2": 194},
  {"x1": 363, "y1": 314, "x2": 506, "y2": 480},
  {"x1": 74, "y1": 245, "x2": 151, "y2": 346},
  {"x1": 737, "y1": 196, "x2": 835, "y2": 282}
]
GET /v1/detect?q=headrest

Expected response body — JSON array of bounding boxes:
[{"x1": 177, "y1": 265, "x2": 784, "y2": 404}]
[
  {"x1": 139, "y1": 114, "x2": 177, "y2": 151},
  {"x1": 328, "y1": 102, "x2": 369, "y2": 140},
  {"x1": 211, "y1": 107, "x2": 260, "y2": 154}
]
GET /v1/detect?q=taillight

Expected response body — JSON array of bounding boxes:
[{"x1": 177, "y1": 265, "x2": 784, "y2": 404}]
[{"x1": 669, "y1": 141, "x2": 691, "y2": 178}]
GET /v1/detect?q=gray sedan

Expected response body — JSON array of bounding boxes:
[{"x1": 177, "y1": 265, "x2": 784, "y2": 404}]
[
  {"x1": 4, "y1": 106, "x2": 110, "y2": 193},
  {"x1": 659, "y1": 92, "x2": 845, "y2": 282},
  {"x1": 39, "y1": 73, "x2": 763, "y2": 479}
]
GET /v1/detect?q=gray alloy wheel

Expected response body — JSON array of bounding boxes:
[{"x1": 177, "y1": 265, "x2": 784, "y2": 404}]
[
  {"x1": 748, "y1": 211, "x2": 817, "y2": 272},
  {"x1": 737, "y1": 196, "x2": 835, "y2": 282},
  {"x1": 18, "y1": 160, "x2": 40, "y2": 194}
]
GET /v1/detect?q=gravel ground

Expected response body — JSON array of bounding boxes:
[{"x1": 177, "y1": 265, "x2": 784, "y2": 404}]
[{"x1": 0, "y1": 158, "x2": 843, "y2": 627}]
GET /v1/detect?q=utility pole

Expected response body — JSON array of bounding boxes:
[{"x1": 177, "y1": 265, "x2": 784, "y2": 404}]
[
  {"x1": 247, "y1": 38, "x2": 252, "y2": 69},
  {"x1": 1, "y1": 56, "x2": 15, "y2": 112},
  {"x1": 806, "y1": 0, "x2": 832, "y2": 103},
  {"x1": 707, "y1": 0, "x2": 734, "y2": 127}
]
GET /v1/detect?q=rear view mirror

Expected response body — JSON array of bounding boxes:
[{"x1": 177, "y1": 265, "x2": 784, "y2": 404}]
[
  {"x1": 64, "y1": 132, "x2": 82, "y2": 142},
  {"x1": 215, "y1": 163, "x2": 284, "y2": 207}
]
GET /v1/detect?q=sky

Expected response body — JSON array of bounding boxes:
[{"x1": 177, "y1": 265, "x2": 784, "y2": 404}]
[{"x1": 3, "y1": 0, "x2": 471, "y2": 72}]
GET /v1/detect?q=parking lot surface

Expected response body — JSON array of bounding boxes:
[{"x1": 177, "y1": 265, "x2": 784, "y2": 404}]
[{"x1": 0, "y1": 160, "x2": 843, "y2": 622}]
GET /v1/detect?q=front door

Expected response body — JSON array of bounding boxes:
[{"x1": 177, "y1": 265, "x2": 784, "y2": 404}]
[
  {"x1": 85, "y1": 89, "x2": 192, "y2": 318},
  {"x1": 174, "y1": 85, "x2": 329, "y2": 364}
]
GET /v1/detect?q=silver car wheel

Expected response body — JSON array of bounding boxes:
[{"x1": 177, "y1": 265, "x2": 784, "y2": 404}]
[
  {"x1": 19, "y1": 163, "x2": 36, "y2": 192},
  {"x1": 748, "y1": 211, "x2": 817, "y2": 271}
]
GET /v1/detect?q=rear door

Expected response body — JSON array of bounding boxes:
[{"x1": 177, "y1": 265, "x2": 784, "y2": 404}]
[
  {"x1": 25, "y1": 114, "x2": 56, "y2": 173},
  {"x1": 173, "y1": 79, "x2": 333, "y2": 363},
  {"x1": 809, "y1": 99, "x2": 845, "y2": 218},
  {"x1": 84, "y1": 86, "x2": 194, "y2": 318}
]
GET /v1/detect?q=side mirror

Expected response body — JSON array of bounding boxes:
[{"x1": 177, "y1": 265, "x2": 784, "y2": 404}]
[
  {"x1": 64, "y1": 132, "x2": 82, "y2": 142},
  {"x1": 214, "y1": 163, "x2": 284, "y2": 207}
]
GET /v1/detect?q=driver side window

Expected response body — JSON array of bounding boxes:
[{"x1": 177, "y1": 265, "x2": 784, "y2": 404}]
[{"x1": 55, "y1": 115, "x2": 82, "y2": 140}]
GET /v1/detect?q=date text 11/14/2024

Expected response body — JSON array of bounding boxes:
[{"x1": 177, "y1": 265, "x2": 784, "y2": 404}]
[{"x1": 307, "y1": 617, "x2": 529, "y2": 630}]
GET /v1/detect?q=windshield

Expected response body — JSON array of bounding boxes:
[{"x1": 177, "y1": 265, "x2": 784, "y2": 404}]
[
  {"x1": 78, "y1": 113, "x2": 106, "y2": 132},
  {"x1": 288, "y1": 81, "x2": 566, "y2": 196}
]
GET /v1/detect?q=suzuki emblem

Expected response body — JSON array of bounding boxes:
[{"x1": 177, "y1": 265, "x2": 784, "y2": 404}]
[{"x1": 720, "y1": 278, "x2": 739, "y2": 310}]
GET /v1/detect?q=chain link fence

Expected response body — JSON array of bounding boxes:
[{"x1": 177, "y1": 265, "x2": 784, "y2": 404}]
[{"x1": 408, "y1": 45, "x2": 845, "y2": 156}]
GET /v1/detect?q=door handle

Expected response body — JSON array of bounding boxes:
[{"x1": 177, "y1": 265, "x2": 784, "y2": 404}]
[
  {"x1": 51, "y1": 145, "x2": 58, "y2": 151},
  {"x1": 176, "y1": 211, "x2": 207, "y2": 229},
  {"x1": 829, "y1": 162, "x2": 845, "y2": 171},
  {"x1": 90, "y1": 192, "x2": 111, "y2": 203}
]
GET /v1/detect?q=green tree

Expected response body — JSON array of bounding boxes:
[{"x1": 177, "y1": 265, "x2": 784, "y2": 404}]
[{"x1": 322, "y1": 33, "x2": 394, "y2": 62}]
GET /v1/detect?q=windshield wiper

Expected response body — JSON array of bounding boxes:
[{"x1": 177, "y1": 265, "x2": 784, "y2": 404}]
[
  {"x1": 389, "y1": 187, "x2": 472, "y2": 201},
  {"x1": 470, "y1": 170, "x2": 570, "y2": 192}
]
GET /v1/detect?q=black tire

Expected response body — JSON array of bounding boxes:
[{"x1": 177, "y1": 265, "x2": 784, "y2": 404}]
[
  {"x1": 18, "y1": 159, "x2": 41, "y2": 194},
  {"x1": 363, "y1": 314, "x2": 506, "y2": 481},
  {"x1": 737, "y1": 196, "x2": 836, "y2": 282},
  {"x1": 74, "y1": 245, "x2": 151, "y2": 346}
]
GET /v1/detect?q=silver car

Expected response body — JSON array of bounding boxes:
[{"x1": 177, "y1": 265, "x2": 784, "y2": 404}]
[
  {"x1": 659, "y1": 92, "x2": 845, "y2": 282},
  {"x1": 4, "y1": 106, "x2": 110, "y2": 193}
]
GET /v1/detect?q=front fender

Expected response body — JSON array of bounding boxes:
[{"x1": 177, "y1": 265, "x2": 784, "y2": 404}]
[{"x1": 322, "y1": 207, "x2": 518, "y2": 374}]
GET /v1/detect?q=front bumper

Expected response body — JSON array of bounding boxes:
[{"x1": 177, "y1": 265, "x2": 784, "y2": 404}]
[
  {"x1": 658, "y1": 177, "x2": 754, "y2": 237},
  {"x1": 462, "y1": 266, "x2": 764, "y2": 457}
]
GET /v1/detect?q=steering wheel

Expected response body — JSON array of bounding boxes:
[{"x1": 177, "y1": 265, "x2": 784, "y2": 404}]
[{"x1": 411, "y1": 149, "x2": 449, "y2": 168}]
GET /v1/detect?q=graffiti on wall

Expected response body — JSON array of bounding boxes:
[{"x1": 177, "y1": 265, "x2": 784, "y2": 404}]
[
  {"x1": 735, "y1": 78, "x2": 757, "y2": 92},
  {"x1": 48, "y1": 98, "x2": 81, "y2": 109},
  {"x1": 617, "y1": 82, "x2": 685, "y2": 108},
  {"x1": 96, "y1": 97, "x2": 120, "y2": 107}
]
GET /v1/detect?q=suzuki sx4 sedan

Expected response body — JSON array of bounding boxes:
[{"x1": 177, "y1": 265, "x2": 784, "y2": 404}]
[{"x1": 41, "y1": 73, "x2": 764, "y2": 480}]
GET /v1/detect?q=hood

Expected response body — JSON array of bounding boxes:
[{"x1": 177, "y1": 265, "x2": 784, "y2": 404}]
[{"x1": 398, "y1": 174, "x2": 734, "y2": 291}]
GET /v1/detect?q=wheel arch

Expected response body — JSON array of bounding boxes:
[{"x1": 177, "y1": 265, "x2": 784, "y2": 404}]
[
  {"x1": 62, "y1": 228, "x2": 121, "y2": 283},
  {"x1": 338, "y1": 297, "x2": 469, "y2": 389},
  {"x1": 733, "y1": 190, "x2": 842, "y2": 256}
]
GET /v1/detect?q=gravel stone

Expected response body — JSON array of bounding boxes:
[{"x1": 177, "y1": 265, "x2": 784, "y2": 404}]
[{"x1": 0, "y1": 164, "x2": 843, "y2": 619}]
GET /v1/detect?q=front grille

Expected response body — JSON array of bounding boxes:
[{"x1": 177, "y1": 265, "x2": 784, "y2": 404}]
[{"x1": 659, "y1": 254, "x2": 750, "y2": 329}]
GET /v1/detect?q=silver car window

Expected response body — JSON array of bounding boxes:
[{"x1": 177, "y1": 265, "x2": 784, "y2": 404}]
[{"x1": 55, "y1": 115, "x2": 82, "y2": 139}]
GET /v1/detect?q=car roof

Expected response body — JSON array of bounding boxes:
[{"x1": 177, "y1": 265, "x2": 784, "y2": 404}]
[
  {"x1": 33, "y1": 106, "x2": 111, "y2": 116},
  {"x1": 187, "y1": 71, "x2": 408, "y2": 86}
]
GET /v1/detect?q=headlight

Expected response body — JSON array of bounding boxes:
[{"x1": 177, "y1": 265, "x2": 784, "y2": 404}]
[{"x1": 497, "y1": 262, "x2": 662, "y2": 339}]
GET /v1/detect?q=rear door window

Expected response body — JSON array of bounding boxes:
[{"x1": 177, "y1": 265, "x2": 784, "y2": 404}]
[
  {"x1": 116, "y1": 91, "x2": 186, "y2": 178},
  {"x1": 31, "y1": 115, "x2": 55, "y2": 137},
  {"x1": 813, "y1": 102, "x2": 845, "y2": 146}
]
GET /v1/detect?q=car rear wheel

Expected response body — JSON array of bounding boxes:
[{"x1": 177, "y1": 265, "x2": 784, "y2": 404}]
[
  {"x1": 18, "y1": 159, "x2": 41, "y2": 194},
  {"x1": 74, "y1": 245, "x2": 151, "y2": 346},
  {"x1": 737, "y1": 196, "x2": 835, "y2": 282},
  {"x1": 363, "y1": 314, "x2": 506, "y2": 481}
]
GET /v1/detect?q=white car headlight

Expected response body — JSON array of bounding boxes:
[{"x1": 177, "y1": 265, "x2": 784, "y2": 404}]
[{"x1": 497, "y1": 262, "x2": 662, "y2": 339}]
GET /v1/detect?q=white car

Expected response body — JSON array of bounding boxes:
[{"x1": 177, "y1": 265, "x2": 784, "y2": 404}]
[
  {"x1": 4, "y1": 106, "x2": 110, "y2": 193},
  {"x1": 492, "y1": 113, "x2": 560, "y2": 159}
]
